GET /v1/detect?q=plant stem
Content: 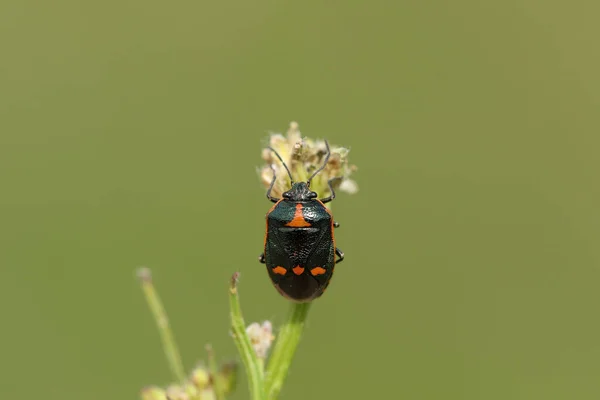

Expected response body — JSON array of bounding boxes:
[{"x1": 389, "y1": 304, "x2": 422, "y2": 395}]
[
  {"x1": 229, "y1": 273, "x2": 265, "y2": 400},
  {"x1": 264, "y1": 302, "x2": 312, "y2": 399},
  {"x1": 206, "y1": 344, "x2": 226, "y2": 400},
  {"x1": 138, "y1": 268, "x2": 186, "y2": 384}
]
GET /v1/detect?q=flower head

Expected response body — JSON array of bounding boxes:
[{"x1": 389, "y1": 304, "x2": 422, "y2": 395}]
[{"x1": 259, "y1": 122, "x2": 358, "y2": 200}]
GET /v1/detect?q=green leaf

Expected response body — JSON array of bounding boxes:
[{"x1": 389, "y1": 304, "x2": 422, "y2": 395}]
[{"x1": 229, "y1": 273, "x2": 265, "y2": 400}]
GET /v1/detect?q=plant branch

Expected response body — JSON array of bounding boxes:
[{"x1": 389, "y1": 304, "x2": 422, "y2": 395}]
[
  {"x1": 138, "y1": 268, "x2": 186, "y2": 384},
  {"x1": 229, "y1": 273, "x2": 265, "y2": 400}
]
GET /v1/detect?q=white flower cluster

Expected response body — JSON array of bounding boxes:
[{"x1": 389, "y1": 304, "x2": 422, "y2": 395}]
[{"x1": 245, "y1": 321, "x2": 275, "y2": 359}]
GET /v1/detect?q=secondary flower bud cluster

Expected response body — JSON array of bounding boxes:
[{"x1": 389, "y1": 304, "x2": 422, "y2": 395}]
[{"x1": 141, "y1": 361, "x2": 238, "y2": 400}]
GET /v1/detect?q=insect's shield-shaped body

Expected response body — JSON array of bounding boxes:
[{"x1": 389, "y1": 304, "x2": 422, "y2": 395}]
[
  {"x1": 258, "y1": 123, "x2": 356, "y2": 302},
  {"x1": 264, "y1": 184, "x2": 336, "y2": 301}
]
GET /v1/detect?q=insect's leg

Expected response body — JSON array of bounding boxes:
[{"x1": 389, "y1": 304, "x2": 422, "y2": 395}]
[
  {"x1": 320, "y1": 177, "x2": 342, "y2": 204},
  {"x1": 259, "y1": 253, "x2": 265, "y2": 263},
  {"x1": 266, "y1": 164, "x2": 280, "y2": 203},
  {"x1": 335, "y1": 247, "x2": 344, "y2": 264},
  {"x1": 333, "y1": 221, "x2": 340, "y2": 228}
]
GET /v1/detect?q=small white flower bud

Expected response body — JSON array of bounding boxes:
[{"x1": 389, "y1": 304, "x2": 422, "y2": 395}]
[
  {"x1": 246, "y1": 321, "x2": 275, "y2": 359},
  {"x1": 165, "y1": 385, "x2": 189, "y2": 400},
  {"x1": 190, "y1": 366, "x2": 210, "y2": 389}
]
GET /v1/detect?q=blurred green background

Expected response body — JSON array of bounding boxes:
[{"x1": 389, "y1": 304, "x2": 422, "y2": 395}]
[{"x1": 1, "y1": 0, "x2": 599, "y2": 399}]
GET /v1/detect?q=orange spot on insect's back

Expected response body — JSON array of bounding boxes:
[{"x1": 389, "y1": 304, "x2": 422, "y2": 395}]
[
  {"x1": 285, "y1": 203, "x2": 311, "y2": 227},
  {"x1": 292, "y1": 266, "x2": 305, "y2": 275},
  {"x1": 310, "y1": 266, "x2": 327, "y2": 276},
  {"x1": 272, "y1": 266, "x2": 287, "y2": 275}
]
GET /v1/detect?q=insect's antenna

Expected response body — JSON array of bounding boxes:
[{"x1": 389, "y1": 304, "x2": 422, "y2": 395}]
[
  {"x1": 308, "y1": 140, "x2": 331, "y2": 185},
  {"x1": 268, "y1": 146, "x2": 294, "y2": 183}
]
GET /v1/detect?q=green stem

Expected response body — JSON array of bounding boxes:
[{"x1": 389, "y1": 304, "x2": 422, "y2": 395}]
[
  {"x1": 137, "y1": 268, "x2": 186, "y2": 384},
  {"x1": 206, "y1": 345, "x2": 226, "y2": 400},
  {"x1": 264, "y1": 302, "x2": 312, "y2": 399},
  {"x1": 229, "y1": 273, "x2": 265, "y2": 400}
]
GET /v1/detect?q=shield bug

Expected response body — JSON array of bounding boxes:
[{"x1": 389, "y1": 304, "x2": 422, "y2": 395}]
[{"x1": 259, "y1": 141, "x2": 344, "y2": 302}]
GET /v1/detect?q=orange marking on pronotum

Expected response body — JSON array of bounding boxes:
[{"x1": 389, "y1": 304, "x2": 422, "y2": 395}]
[
  {"x1": 310, "y1": 266, "x2": 327, "y2": 276},
  {"x1": 284, "y1": 203, "x2": 311, "y2": 227},
  {"x1": 292, "y1": 265, "x2": 305, "y2": 275},
  {"x1": 272, "y1": 266, "x2": 287, "y2": 275}
]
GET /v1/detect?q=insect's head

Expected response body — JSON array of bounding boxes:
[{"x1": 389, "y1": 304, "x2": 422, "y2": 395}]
[{"x1": 282, "y1": 182, "x2": 317, "y2": 201}]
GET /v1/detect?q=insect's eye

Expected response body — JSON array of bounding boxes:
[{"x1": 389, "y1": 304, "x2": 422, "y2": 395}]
[
  {"x1": 282, "y1": 192, "x2": 291, "y2": 198},
  {"x1": 309, "y1": 192, "x2": 318, "y2": 198}
]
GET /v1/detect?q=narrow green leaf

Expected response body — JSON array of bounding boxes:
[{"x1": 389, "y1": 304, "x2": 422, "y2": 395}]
[
  {"x1": 229, "y1": 273, "x2": 265, "y2": 400},
  {"x1": 138, "y1": 268, "x2": 186, "y2": 384}
]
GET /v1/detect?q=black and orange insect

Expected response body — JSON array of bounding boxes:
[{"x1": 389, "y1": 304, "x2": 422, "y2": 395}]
[{"x1": 258, "y1": 141, "x2": 344, "y2": 302}]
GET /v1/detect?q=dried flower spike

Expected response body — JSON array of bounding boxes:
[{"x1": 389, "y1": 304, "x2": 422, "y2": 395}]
[{"x1": 259, "y1": 121, "x2": 358, "y2": 200}]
